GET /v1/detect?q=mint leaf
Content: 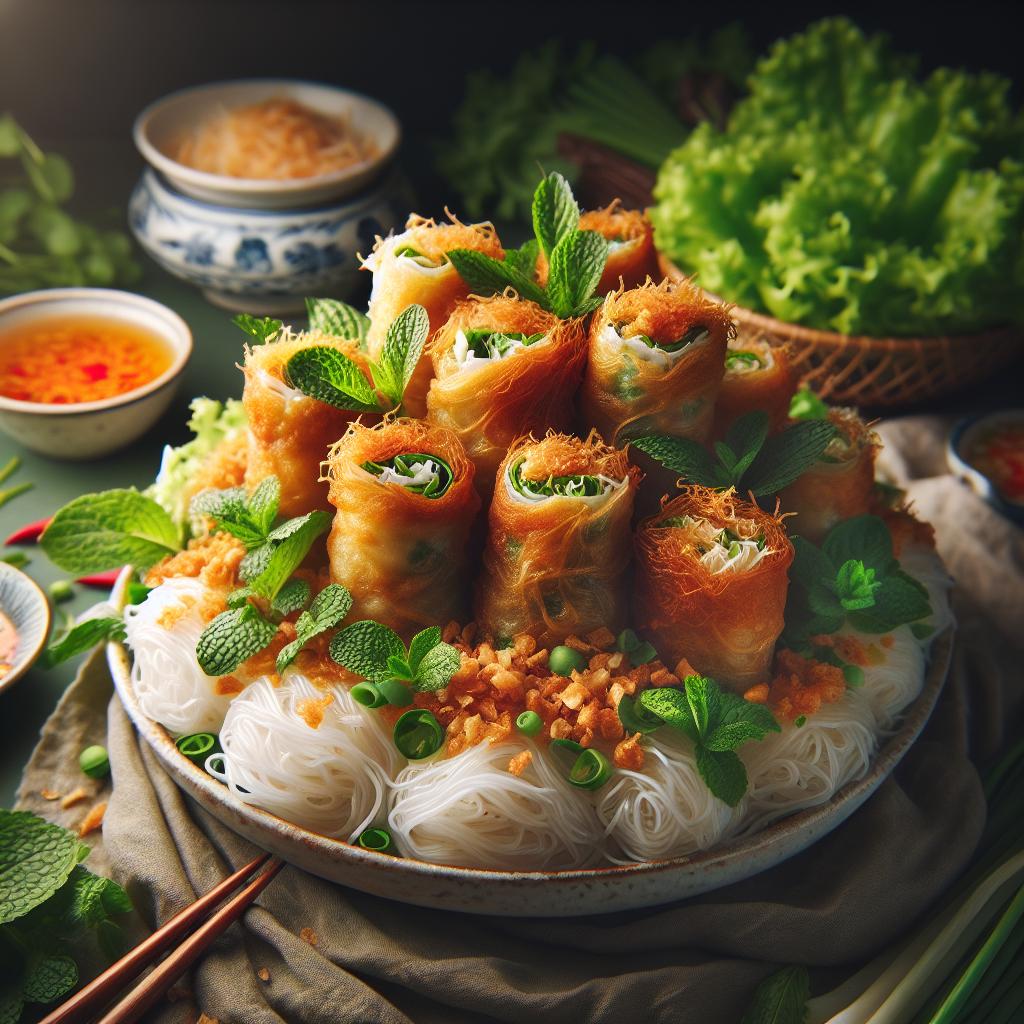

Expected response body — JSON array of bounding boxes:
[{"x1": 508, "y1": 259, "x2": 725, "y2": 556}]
[
  {"x1": 376, "y1": 303, "x2": 430, "y2": 407},
  {"x1": 21, "y1": 954, "x2": 77, "y2": 1004},
  {"x1": 408, "y1": 626, "x2": 441, "y2": 672},
  {"x1": 233, "y1": 313, "x2": 282, "y2": 345},
  {"x1": 705, "y1": 721, "x2": 772, "y2": 751},
  {"x1": 55, "y1": 866, "x2": 132, "y2": 927},
  {"x1": 248, "y1": 511, "x2": 331, "y2": 602},
  {"x1": 822, "y1": 515, "x2": 895, "y2": 577},
  {"x1": 742, "y1": 419, "x2": 838, "y2": 495},
  {"x1": 284, "y1": 346, "x2": 381, "y2": 413},
  {"x1": 446, "y1": 249, "x2": 548, "y2": 307},
  {"x1": 190, "y1": 486, "x2": 249, "y2": 524},
  {"x1": 835, "y1": 559, "x2": 879, "y2": 611},
  {"x1": 42, "y1": 616, "x2": 125, "y2": 668},
  {"x1": 414, "y1": 642, "x2": 462, "y2": 692},
  {"x1": 789, "y1": 385, "x2": 830, "y2": 421},
  {"x1": 546, "y1": 229, "x2": 607, "y2": 318},
  {"x1": 788, "y1": 536, "x2": 836, "y2": 590},
  {"x1": 275, "y1": 583, "x2": 352, "y2": 673},
  {"x1": 532, "y1": 171, "x2": 580, "y2": 259},
  {"x1": 725, "y1": 411, "x2": 770, "y2": 480},
  {"x1": 305, "y1": 296, "x2": 370, "y2": 342},
  {"x1": 631, "y1": 434, "x2": 728, "y2": 487},
  {"x1": 696, "y1": 746, "x2": 748, "y2": 807},
  {"x1": 807, "y1": 582, "x2": 843, "y2": 619},
  {"x1": 330, "y1": 619, "x2": 406, "y2": 683},
  {"x1": 503, "y1": 239, "x2": 540, "y2": 277},
  {"x1": 716, "y1": 691, "x2": 780, "y2": 737},
  {"x1": 41, "y1": 489, "x2": 180, "y2": 574},
  {"x1": 247, "y1": 477, "x2": 281, "y2": 536},
  {"x1": 0, "y1": 810, "x2": 83, "y2": 925},
  {"x1": 849, "y1": 569, "x2": 931, "y2": 633},
  {"x1": 271, "y1": 578, "x2": 310, "y2": 617},
  {"x1": 196, "y1": 604, "x2": 276, "y2": 676},
  {"x1": 740, "y1": 965, "x2": 810, "y2": 1024},
  {"x1": 239, "y1": 542, "x2": 273, "y2": 582},
  {"x1": 684, "y1": 674, "x2": 719, "y2": 737},
  {"x1": 638, "y1": 687, "x2": 699, "y2": 742}
]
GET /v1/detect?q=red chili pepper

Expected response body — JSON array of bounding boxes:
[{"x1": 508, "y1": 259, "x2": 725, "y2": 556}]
[
  {"x1": 4, "y1": 517, "x2": 52, "y2": 545},
  {"x1": 76, "y1": 569, "x2": 125, "y2": 588}
]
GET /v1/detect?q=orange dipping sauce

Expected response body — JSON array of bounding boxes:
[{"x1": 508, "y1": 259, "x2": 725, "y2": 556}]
[{"x1": 0, "y1": 316, "x2": 173, "y2": 405}]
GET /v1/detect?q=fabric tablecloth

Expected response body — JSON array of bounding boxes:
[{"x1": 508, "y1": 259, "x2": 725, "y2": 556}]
[{"x1": 16, "y1": 416, "x2": 1024, "y2": 1024}]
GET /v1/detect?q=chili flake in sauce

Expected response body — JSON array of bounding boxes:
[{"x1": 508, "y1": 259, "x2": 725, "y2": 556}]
[
  {"x1": 967, "y1": 422, "x2": 1024, "y2": 504},
  {"x1": 0, "y1": 316, "x2": 172, "y2": 404}
]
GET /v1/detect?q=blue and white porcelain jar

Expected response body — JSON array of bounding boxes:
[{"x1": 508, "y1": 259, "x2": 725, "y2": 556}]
[{"x1": 129, "y1": 168, "x2": 412, "y2": 314}]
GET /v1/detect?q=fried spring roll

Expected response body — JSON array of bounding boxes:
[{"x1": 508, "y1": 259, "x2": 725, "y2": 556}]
[
  {"x1": 426, "y1": 294, "x2": 588, "y2": 500},
  {"x1": 323, "y1": 418, "x2": 480, "y2": 637},
  {"x1": 581, "y1": 280, "x2": 733, "y2": 445},
  {"x1": 635, "y1": 486, "x2": 794, "y2": 692},
  {"x1": 243, "y1": 330, "x2": 376, "y2": 517},
  {"x1": 476, "y1": 432, "x2": 640, "y2": 647},
  {"x1": 536, "y1": 202, "x2": 659, "y2": 295},
  {"x1": 779, "y1": 408, "x2": 879, "y2": 543},
  {"x1": 362, "y1": 214, "x2": 504, "y2": 417},
  {"x1": 712, "y1": 338, "x2": 797, "y2": 438}
]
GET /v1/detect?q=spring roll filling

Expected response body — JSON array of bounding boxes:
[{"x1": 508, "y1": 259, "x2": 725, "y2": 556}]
[
  {"x1": 452, "y1": 328, "x2": 549, "y2": 371},
  {"x1": 506, "y1": 459, "x2": 625, "y2": 509},
  {"x1": 657, "y1": 514, "x2": 771, "y2": 574},
  {"x1": 724, "y1": 349, "x2": 772, "y2": 374},
  {"x1": 601, "y1": 321, "x2": 711, "y2": 372},
  {"x1": 361, "y1": 452, "x2": 454, "y2": 498},
  {"x1": 393, "y1": 244, "x2": 449, "y2": 270}
]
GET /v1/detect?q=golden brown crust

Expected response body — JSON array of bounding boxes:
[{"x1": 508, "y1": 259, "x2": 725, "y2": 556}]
[
  {"x1": 581, "y1": 279, "x2": 733, "y2": 445},
  {"x1": 242, "y1": 331, "x2": 377, "y2": 517},
  {"x1": 323, "y1": 417, "x2": 480, "y2": 638},
  {"x1": 633, "y1": 486, "x2": 794, "y2": 692},
  {"x1": 426, "y1": 294, "x2": 588, "y2": 500},
  {"x1": 475, "y1": 432, "x2": 640, "y2": 647}
]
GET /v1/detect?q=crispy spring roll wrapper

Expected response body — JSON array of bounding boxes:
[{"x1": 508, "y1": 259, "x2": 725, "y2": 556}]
[
  {"x1": 634, "y1": 486, "x2": 794, "y2": 692},
  {"x1": 536, "y1": 203, "x2": 659, "y2": 295},
  {"x1": 581, "y1": 279, "x2": 733, "y2": 446},
  {"x1": 243, "y1": 330, "x2": 377, "y2": 518},
  {"x1": 712, "y1": 338, "x2": 797, "y2": 438},
  {"x1": 323, "y1": 418, "x2": 480, "y2": 638},
  {"x1": 476, "y1": 433, "x2": 641, "y2": 647},
  {"x1": 362, "y1": 214, "x2": 504, "y2": 417},
  {"x1": 426, "y1": 294, "x2": 588, "y2": 500},
  {"x1": 779, "y1": 408, "x2": 880, "y2": 543}
]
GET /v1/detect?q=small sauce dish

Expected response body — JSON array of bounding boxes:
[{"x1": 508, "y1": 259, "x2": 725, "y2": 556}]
[
  {"x1": 948, "y1": 409, "x2": 1024, "y2": 525},
  {"x1": 0, "y1": 562, "x2": 51, "y2": 695},
  {"x1": 0, "y1": 288, "x2": 192, "y2": 460}
]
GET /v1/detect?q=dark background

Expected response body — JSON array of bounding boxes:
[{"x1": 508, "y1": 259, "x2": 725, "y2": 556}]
[{"x1": 2, "y1": 0, "x2": 1021, "y2": 214}]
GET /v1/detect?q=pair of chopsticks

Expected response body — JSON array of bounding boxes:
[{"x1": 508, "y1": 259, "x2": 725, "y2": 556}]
[{"x1": 41, "y1": 853, "x2": 283, "y2": 1024}]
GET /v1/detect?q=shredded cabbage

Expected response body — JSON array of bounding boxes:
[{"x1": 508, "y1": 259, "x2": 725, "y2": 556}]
[
  {"x1": 146, "y1": 397, "x2": 247, "y2": 531},
  {"x1": 651, "y1": 18, "x2": 1024, "y2": 337}
]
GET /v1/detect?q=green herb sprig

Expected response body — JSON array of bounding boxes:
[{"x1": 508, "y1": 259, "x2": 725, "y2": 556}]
[
  {"x1": 283, "y1": 303, "x2": 429, "y2": 415},
  {"x1": 330, "y1": 621, "x2": 462, "y2": 706},
  {"x1": 305, "y1": 296, "x2": 371, "y2": 346},
  {"x1": 782, "y1": 515, "x2": 932, "y2": 648},
  {"x1": 0, "y1": 809, "x2": 134, "y2": 1019},
  {"x1": 362, "y1": 453, "x2": 454, "y2": 499},
  {"x1": 232, "y1": 314, "x2": 282, "y2": 345},
  {"x1": 631, "y1": 675, "x2": 781, "y2": 806},
  {"x1": 43, "y1": 615, "x2": 126, "y2": 668},
  {"x1": 447, "y1": 172, "x2": 609, "y2": 319},
  {"x1": 631, "y1": 410, "x2": 837, "y2": 496},
  {"x1": 508, "y1": 459, "x2": 610, "y2": 500}
]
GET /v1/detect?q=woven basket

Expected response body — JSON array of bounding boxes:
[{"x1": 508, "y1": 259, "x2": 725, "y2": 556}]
[{"x1": 657, "y1": 252, "x2": 1024, "y2": 408}]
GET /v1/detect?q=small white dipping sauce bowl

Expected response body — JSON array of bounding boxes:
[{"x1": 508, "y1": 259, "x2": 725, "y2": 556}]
[
  {"x1": 134, "y1": 79, "x2": 401, "y2": 210},
  {"x1": 0, "y1": 562, "x2": 51, "y2": 695},
  {"x1": 0, "y1": 288, "x2": 192, "y2": 460}
]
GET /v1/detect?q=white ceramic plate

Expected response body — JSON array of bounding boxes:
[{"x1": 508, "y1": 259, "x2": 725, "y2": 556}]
[
  {"x1": 0, "y1": 563, "x2": 51, "y2": 695},
  {"x1": 107, "y1": 569, "x2": 952, "y2": 917}
]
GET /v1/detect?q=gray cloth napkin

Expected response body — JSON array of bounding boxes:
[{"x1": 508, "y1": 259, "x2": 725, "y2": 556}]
[{"x1": 16, "y1": 416, "x2": 1024, "y2": 1024}]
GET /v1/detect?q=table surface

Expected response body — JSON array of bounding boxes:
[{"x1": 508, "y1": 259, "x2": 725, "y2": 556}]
[{"x1": 2, "y1": 140, "x2": 1022, "y2": 807}]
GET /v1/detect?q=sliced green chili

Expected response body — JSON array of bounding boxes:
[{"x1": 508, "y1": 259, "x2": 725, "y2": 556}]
[{"x1": 357, "y1": 827, "x2": 393, "y2": 853}]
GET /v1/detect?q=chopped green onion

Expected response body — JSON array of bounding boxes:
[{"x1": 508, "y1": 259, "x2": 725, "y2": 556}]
[
  {"x1": 843, "y1": 664, "x2": 865, "y2": 687},
  {"x1": 617, "y1": 694, "x2": 663, "y2": 735},
  {"x1": 794, "y1": 715, "x2": 807, "y2": 728},
  {"x1": 549, "y1": 738, "x2": 585, "y2": 758},
  {"x1": 79, "y1": 744, "x2": 110, "y2": 779},
  {"x1": 175, "y1": 733, "x2": 219, "y2": 766},
  {"x1": 379, "y1": 679, "x2": 414, "y2": 707},
  {"x1": 351, "y1": 681, "x2": 388, "y2": 708},
  {"x1": 548, "y1": 645, "x2": 586, "y2": 676},
  {"x1": 569, "y1": 748, "x2": 613, "y2": 790},
  {"x1": 393, "y1": 709, "x2": 444, "y2": 759},
  {"x1": 516, "y1": 710, "x2": 543, "y2": 736},
  {"x1": 356, "y1": 827, "x2": 393, "y2": 853},
  {"x1": 48, "y1": 580, "x2": 74, "y2": 603}
]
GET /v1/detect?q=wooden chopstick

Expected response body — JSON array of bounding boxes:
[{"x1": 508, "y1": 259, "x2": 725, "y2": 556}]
[
  {"x1": 39, "y1": 853, "x2": 281, "y2": 1024},
  {"x1": 94, "y1": 856, "x2": 284, "y2": 1024}
]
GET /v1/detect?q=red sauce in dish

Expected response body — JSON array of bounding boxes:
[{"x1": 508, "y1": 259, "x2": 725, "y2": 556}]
[
  {"x1": 0, "y1": 315, "x2": 172, "y2": 404},
  {"x1": 967, "y1": 422, "x2": 1024, "y2": 503}
]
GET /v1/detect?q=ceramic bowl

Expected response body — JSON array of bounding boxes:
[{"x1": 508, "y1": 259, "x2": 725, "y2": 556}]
[
  {"x1": 107, "y1": 566, "x2": 953, "y2": 917},
  {"x1": 948, "y1": 410, "x2": 1024, "y2": 524},
  {"x1": 129, "y1": 168, "x2": 410, "y2": 314},
  {"x1": 133, "y1": 79, "x2": 401, "y2": 210},
  {"x1": 0, "y1": 563, "x2": 51, "y2": 695},
  {"x1": 0, "y1": 289, "x2": 192, "y2": 460}
]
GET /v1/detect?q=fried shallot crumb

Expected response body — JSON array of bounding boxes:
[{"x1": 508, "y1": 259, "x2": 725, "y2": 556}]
[
  {"x1": 299, "y1": 927, "x2": 318, "y2": 947},
  {"x1": 613, "y1": 733, "x2": 645, "y2": 771},
  {"x1": 744, "y1": 684, "x2": 770, "y2": 704},
  {"x1": 61, "y1": 787, "x2": 88, "y2": 809},
  {"x1": 296, "y1": 692, "x2": 334, "y2": 729},
  {"x1": 257, "y1": 967, "x2": 271, "y2": 983},
  {"x1": 507, "y1": 750, "x2": 533, "y2": 777},
  {"x1": 78, "y1": 801, "x2": 107, "y2": 837},
  {"x1": 769, "y1": 649, "x2": 847, "y2": 720}
]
